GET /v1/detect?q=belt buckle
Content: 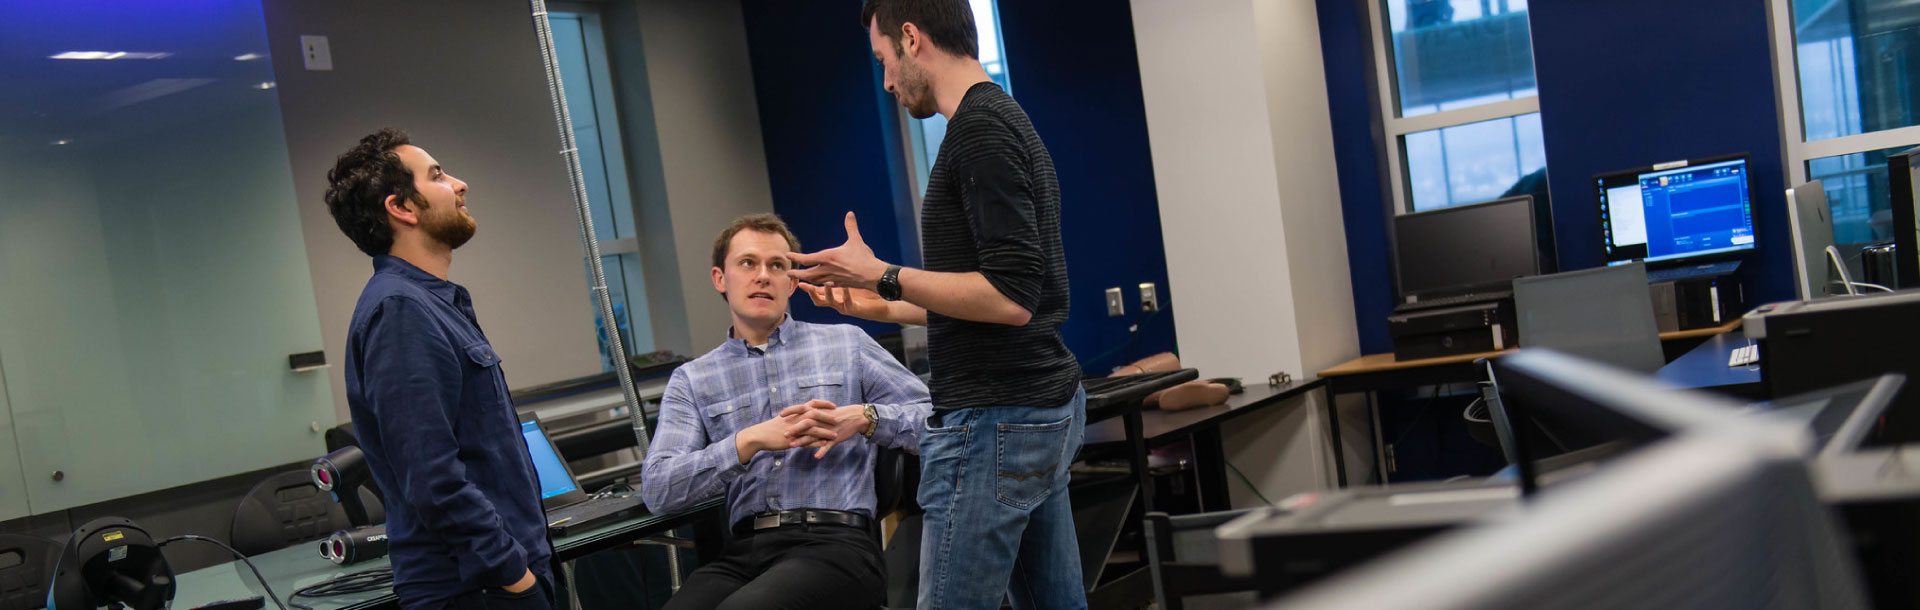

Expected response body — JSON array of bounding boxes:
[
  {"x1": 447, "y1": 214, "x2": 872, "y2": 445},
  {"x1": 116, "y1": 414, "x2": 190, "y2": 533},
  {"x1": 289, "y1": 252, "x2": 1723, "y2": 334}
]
[{"x1": 753, "y1": 513, "x2": 780, "y2": 530}]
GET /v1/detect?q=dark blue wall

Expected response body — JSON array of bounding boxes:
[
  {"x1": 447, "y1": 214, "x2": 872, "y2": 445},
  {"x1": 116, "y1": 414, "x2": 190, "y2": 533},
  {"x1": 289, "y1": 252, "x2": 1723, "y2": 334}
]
[
  {"x1": 1531, "y1": 0, "x2": 1795, "y2": 304},
  {"x1": 997, "y1": 0, "x2": 1177, "y2": 374},
  {"x1": 1318, "y1": 0, "x2": 1798, "y2": 357},
  {"x1": 1317, "y1": 0, "x2": 1396, "y2": 356},
  {"x1": 740, "y1": 0, "x2": 1177, "y2": 373},
  {"x1": 740, "y1": 0, "x2": 916, "y2": 338}
]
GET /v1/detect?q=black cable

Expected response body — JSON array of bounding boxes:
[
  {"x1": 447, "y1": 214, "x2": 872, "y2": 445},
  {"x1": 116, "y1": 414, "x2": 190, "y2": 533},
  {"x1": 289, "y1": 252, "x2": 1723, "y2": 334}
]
[
  {"x1": 285, "y1": 567, "x2": 394, "y2": 610},
  {"x1": 1225, "y1": 459, "x2": 1277, "y2": 507},
  {"x1": 159, "y1": 535, "x2": 290, "y2": 610}
]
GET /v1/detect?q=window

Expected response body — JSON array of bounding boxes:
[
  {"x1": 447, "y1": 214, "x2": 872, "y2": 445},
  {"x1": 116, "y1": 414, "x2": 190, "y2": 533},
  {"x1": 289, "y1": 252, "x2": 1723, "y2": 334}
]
[
  {"x1": 1772, "y1": 0, "x2": 1920, "y2": 269},
  {"x1": 1370, "y1": 0, "x2": 1547, "y2": 212},
  {"x1": 903, "y1": 0, "x2": 1011, "y2": 196},
  {"x1": 552, "y1": 9, "x2": 656, "y2": 370}
]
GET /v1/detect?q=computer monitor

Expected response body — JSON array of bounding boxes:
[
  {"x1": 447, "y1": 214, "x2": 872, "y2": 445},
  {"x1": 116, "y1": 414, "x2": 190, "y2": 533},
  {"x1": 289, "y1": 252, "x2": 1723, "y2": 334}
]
[
  {"x1": 1392, "y1": 195, "x2": 1541, "y2": 305},
  {"x1": 1787, "y1": 180, "x2": 1850, "y2": 299},
  {"x1": 1890, "y1": 146, "x2": 1918, "y2": 288},
  {"x1": 1596, "y1": 155, "x2": 1757, "y2": 266},
  {"x1": 1265, "y1": 429, "x2": 1869, "y2": 610}
]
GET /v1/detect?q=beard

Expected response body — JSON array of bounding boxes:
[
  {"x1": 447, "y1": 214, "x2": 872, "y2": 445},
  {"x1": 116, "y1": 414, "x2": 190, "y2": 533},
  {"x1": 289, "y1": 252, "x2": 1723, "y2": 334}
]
[
  {"x1": 898, "y1": 60, "x2": 939, "y2": 119},
  {"x1": 421, "y1": 197, "x2": 477, "y2": 250}
]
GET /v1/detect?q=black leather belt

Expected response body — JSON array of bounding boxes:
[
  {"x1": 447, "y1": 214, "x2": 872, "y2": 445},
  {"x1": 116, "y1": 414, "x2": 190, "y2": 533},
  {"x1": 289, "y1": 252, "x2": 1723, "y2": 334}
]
[{"x1": 732, "y1": 509, "x2": 870, "y2": 536}]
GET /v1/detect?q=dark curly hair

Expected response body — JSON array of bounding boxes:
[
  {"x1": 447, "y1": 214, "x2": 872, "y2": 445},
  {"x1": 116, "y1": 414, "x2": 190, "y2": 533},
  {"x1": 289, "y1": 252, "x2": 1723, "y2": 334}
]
[
  {"x1": 860, "y1": 0, "x2": 979, "y2": 59},
  {"x1": 324, "y1": 129, "x2": 420, "y2": 256}
]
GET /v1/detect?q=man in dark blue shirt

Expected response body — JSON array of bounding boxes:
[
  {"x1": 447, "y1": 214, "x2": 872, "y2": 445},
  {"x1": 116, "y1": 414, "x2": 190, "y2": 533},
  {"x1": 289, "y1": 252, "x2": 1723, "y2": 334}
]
[{"x1": 324, "y1": 129, "x2": 553, "y2": 610}]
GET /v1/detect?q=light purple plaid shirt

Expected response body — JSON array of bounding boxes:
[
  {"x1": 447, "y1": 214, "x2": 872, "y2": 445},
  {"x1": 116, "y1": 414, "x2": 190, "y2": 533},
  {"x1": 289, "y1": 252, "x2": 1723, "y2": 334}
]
[{"x1": 640, "y1": 319, "x2": 932, "y2": 526}]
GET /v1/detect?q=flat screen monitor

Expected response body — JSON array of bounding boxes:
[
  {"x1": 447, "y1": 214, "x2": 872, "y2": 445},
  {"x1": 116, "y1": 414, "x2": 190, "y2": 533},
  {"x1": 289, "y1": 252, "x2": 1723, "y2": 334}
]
[
  {"x1": 1788, "y1": 180, "x2": 1841, "y2": 299},
  {"x1": 1596, "y1": 155, "x2": 1756, "y2": 266},
  {"x1": 1393, "y1": 195, "x2": 1540, "y2": 304}
]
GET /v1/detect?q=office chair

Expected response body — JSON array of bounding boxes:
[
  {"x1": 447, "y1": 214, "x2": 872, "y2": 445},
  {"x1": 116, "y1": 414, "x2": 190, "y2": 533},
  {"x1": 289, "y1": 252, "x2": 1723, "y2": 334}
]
[
  {"x1": 0, "y1": 533, "x2": 59, "y2": 610},
  {"x1": 1143, "y1": 510, "x2": 1258, "y2": 610},
  {"x1": 230, "y1": 470, "x2": 375, "y2": 556},
  {"x1": 1512, "y1": 262, "x2": 1665, "y2": 374},
  {"x1": 873, "y1": 446, "x2": 922, "y2": 609}
]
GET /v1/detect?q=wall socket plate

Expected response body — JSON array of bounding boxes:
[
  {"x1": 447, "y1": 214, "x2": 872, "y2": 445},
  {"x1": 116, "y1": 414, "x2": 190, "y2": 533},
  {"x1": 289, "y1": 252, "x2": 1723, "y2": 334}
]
[
  {"x1": 1105, "y1": 287, "x2": 1125, "y2": 317},
  {"x1": 300, "y1": 35, "x2": 332, "y2": 71},
  {"x1": 1139, "y1": 282, "x2": 1160, "y2": 313}
]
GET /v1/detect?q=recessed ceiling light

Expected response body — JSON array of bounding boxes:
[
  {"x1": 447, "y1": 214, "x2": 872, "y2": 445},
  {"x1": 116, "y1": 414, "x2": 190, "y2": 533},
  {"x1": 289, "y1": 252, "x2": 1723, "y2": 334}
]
[
  {"x1": 253, "y1": 81, "x2": 276, "y2": 90},
  {"x1": 50, "y1": 51, "x2": 172, "y2": 60},
  {"x1": 234, "y1": 53, "x2": 263, "y2": 61},
  {"x1": 51, "y1": 139, "x2": 71, "y2": 146}
]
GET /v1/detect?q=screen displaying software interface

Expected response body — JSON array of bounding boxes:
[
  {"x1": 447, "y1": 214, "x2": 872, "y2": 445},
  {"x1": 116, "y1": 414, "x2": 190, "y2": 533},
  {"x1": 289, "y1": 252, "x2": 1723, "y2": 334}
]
[{"x1": 1600, "y1": 158, "x2": 1755, "y2": 265}]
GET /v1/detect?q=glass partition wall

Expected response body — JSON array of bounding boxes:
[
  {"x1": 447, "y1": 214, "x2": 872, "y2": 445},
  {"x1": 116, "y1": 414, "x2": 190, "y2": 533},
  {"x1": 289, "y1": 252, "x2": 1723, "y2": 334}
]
[{"x1": 0, "y1": 1, "x2": 333, "y2": 515}]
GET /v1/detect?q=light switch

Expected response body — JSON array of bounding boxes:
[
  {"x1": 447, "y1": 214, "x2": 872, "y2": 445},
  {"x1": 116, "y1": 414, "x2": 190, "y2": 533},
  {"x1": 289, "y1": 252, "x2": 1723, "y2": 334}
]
[{"x1": 300, "y1": 35, "x2": 332, "y2": 71}]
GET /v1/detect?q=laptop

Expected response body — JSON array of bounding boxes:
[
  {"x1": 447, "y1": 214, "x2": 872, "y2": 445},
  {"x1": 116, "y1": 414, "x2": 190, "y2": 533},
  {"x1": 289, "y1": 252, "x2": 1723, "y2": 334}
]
[{"x1": 520, "y1": 412, "x2": 646, "y2": 536}]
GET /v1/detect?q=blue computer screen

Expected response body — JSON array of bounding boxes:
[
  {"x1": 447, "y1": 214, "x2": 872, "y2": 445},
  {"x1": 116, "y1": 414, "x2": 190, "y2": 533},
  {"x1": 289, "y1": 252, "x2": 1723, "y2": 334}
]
[
  {"x1": 521, "y1": 420, "x2": 578, "y2": 499},
  {"x1": 1599, "y1": 158, "x2": 1756, "y2": 264}
]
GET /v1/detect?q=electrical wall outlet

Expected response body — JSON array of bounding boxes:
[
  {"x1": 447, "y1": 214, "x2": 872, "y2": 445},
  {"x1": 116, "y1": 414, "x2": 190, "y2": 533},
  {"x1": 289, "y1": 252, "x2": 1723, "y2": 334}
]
[
  {"x1": 1105, "y1": 287, "x2": 1125, "y2": 317},
  {"x1": 1139, "y1": 282, "x2": 1160, "y2": 313},
  {"x1": 300, "y1": 35, "x2": 333, "y2": 71}
]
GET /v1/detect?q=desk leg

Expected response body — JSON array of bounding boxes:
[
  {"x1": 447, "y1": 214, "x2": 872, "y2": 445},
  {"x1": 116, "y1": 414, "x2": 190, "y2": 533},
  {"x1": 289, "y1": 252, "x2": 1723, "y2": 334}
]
[
  {"x1": 1192, "y1": 428, "x2": 1232, "y2": 512},
  {"x1": 1323, "y1": 383, "x2": 1347, "y2": 488},
  {"x1": 561, "y1": 560, "x2": 581, "y2": 610},
  {"x1": 1125, "y1": 409, "x2": 1154, "y2": 514},
  {"x1": 1368, "y1": 391, "x2": 1388, "y2": 485}
]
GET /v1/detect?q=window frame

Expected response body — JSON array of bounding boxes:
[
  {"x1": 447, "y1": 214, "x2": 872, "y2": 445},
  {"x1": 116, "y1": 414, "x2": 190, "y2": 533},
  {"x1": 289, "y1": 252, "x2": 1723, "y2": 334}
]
[
  {"x1": 1365, "y1": 0, "x2": 1544, "y2": 214},
  {"x1": 1767, "y1": 0, "x2": 1920, "y2": 185}
]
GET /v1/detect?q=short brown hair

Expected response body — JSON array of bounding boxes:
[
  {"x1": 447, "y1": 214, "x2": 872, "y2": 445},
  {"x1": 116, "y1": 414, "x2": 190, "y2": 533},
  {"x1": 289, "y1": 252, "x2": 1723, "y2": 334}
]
[
  {"x1": 711, "y1": 213, "x2": 802, "y2": 270},
  {"x1": 861, "y1": 0, "x2": 979, "y2": 59}
]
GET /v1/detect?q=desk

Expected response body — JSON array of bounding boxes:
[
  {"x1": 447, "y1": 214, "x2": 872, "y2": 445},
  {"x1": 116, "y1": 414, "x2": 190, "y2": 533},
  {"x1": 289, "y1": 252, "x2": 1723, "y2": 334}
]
[
  {"x1": 172, "y1": 499, "x2": 725, "y2": 610},
  {"x1": 1082, "y1": 378, "x2": 1328, "y2": 512},
  {"x1": 1655, "y1": 331, "x2": 1764, "y2": 397},
  {"x1": 1317, "y1": 319, "x2": 1749, "y2": 486}
]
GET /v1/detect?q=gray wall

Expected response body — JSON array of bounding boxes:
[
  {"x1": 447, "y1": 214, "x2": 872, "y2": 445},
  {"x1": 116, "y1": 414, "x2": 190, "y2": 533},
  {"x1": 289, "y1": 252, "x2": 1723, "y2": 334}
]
[
  {"x1": 260, "y1": 0, "x2": 605, "y2": 425},
  {"x1": 603, "y1": 0, "x2": 777, "y2": 355}
]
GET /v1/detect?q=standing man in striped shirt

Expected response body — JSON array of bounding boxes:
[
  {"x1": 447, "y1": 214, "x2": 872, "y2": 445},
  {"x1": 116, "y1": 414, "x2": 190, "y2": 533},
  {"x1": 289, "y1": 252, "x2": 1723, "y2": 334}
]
[
  {"x1": 789, "y1": 1, "x2": 1086, "y2": 607},
  {"x1": 641, "y1": 214, "x2": 932, "y2": 610}
]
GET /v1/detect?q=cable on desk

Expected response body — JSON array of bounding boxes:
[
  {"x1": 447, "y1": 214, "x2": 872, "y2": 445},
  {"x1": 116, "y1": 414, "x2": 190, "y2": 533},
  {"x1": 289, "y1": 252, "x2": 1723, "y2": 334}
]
[
  {"x1": 159, "y1": 535, "x2": 291, "y2": 610},
  {"x1": 285, "y1": 566, "x2": 395, "y2": 610},
  {"x1": 1225, "y1": 459, "x2": 1276, "y2": 507}
]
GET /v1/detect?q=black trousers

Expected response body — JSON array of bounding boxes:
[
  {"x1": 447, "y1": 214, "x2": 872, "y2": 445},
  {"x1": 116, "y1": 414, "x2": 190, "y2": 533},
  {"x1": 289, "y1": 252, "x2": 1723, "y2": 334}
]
[{"x1": 662, "y1": 524, "x2": 885, "y2": 610}]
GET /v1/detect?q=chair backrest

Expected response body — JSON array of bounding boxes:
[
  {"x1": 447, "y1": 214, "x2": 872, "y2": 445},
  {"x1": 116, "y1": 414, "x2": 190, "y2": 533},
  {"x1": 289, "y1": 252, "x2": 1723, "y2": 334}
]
[
  {"x1": 229, "y1": 470, "x2": 363, "y2": 556},
  {"x1": 1144, "y1": 510, "x2": 1258, "y2": 610},
  {"x1": 0, "y1": 534, "x2": 59, "y2": 610},
  {"x1": 1513, "y1": 262, "x2": 1664, "y2": 374},
  {"x1": 872, "y1": 446, "x2": 921, "y2": 523}
]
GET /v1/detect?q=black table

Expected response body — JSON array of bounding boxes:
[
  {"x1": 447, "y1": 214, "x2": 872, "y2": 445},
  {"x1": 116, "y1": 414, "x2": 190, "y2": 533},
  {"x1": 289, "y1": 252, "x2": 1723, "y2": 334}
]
[
  {"x1": 1083, "y1": 378, "x2": 1329, "y2": 512},
  {"x1": 172, "y1": 498, "x2": 726, "y2": 610},
  {"x1": 1654, "y1": 330, "x2": 1764, "y2": 396}
]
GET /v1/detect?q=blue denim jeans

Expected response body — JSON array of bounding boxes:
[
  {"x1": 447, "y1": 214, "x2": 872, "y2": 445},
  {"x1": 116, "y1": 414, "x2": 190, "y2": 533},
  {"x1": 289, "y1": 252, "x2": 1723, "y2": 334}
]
[{"x1": 917, "y1": 389, "x2": 1088, "y2": 610}]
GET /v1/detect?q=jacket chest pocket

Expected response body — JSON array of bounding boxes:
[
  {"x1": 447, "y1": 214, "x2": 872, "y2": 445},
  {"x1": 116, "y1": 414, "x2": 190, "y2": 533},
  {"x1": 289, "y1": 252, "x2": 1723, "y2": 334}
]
[{"x1": 460, "y1": 342, "x2": 514, "y2": 436}]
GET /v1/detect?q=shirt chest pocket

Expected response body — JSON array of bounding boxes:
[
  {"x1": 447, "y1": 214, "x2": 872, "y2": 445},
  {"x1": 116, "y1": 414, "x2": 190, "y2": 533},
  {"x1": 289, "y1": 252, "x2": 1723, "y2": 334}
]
[
  {"x1": 795, "y1": 375, "x2": 850, "y2": 406},
  {"x1": 702, "y1": 398, "x2": 758, "y2": 434},
  {"x1": 464, "y1": 343, "x2": 508, "y2": 404}
]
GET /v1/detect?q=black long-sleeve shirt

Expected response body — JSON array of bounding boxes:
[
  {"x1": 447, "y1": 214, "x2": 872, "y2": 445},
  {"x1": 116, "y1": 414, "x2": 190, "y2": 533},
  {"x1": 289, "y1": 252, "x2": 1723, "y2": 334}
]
[{"x1": 920, "y1": 82, "x2": 1080, "y2": 411}]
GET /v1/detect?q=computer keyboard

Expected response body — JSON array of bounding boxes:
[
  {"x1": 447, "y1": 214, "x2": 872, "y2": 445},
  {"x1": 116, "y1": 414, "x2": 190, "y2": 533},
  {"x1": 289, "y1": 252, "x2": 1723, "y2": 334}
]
[
  {"x1": 547, "y1": 492, "x2": 645, "y2": 536},
  {"x1": 1083, "y1": 368, "x2": 1199, "y2": 413},
  {"x1": 1727, "y1": 344, "x2": 1760, "y2": 367},
  {"x1": 1649, "y1": 261, "x2": 1741, "y2": 283},
  {"x1": 1395, "y1": 291, "x2": 1512, "y2": 313}
]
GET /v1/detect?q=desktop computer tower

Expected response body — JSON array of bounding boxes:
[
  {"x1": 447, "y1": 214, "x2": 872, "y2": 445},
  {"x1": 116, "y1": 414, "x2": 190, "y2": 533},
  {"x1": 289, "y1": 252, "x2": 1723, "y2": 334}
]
[
  {"x1": 1648, "y1": 274, "x2": 1743, "y2": 332},
  {"x1": 1747, "y1": 290, "x2": 1920, "y2": 445},
  {"x1": 1387, "y1": 301, "x2": 1517, "y2": 361}
]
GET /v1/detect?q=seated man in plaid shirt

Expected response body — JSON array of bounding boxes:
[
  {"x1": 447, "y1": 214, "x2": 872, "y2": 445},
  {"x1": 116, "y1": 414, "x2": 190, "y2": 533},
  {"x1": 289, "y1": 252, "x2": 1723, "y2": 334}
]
[{"x1": 640, "y1": 213, "x2": 931, "y2": 610}]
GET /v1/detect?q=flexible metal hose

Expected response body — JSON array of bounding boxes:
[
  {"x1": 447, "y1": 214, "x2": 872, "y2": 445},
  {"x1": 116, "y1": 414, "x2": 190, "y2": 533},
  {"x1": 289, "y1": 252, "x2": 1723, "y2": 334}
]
[{"x1": 527, "y1": 0, "x2": 650, "y2": 456}]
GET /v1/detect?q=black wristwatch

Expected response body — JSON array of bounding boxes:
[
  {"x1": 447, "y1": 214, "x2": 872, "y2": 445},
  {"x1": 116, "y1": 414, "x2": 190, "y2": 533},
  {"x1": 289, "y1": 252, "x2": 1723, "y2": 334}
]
[{"x1": 877, "y1": 264, "x2": 903, "y2": 301}]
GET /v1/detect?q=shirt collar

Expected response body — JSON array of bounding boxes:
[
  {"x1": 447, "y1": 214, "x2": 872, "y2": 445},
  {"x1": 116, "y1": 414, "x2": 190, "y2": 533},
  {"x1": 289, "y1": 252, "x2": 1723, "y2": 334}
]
[
  {"x1": 726, "y1": 315, "x2": 796, "y2": 355},
  {"x1": 373, "y1": 255, "x2": 463, "y2": 307}
]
